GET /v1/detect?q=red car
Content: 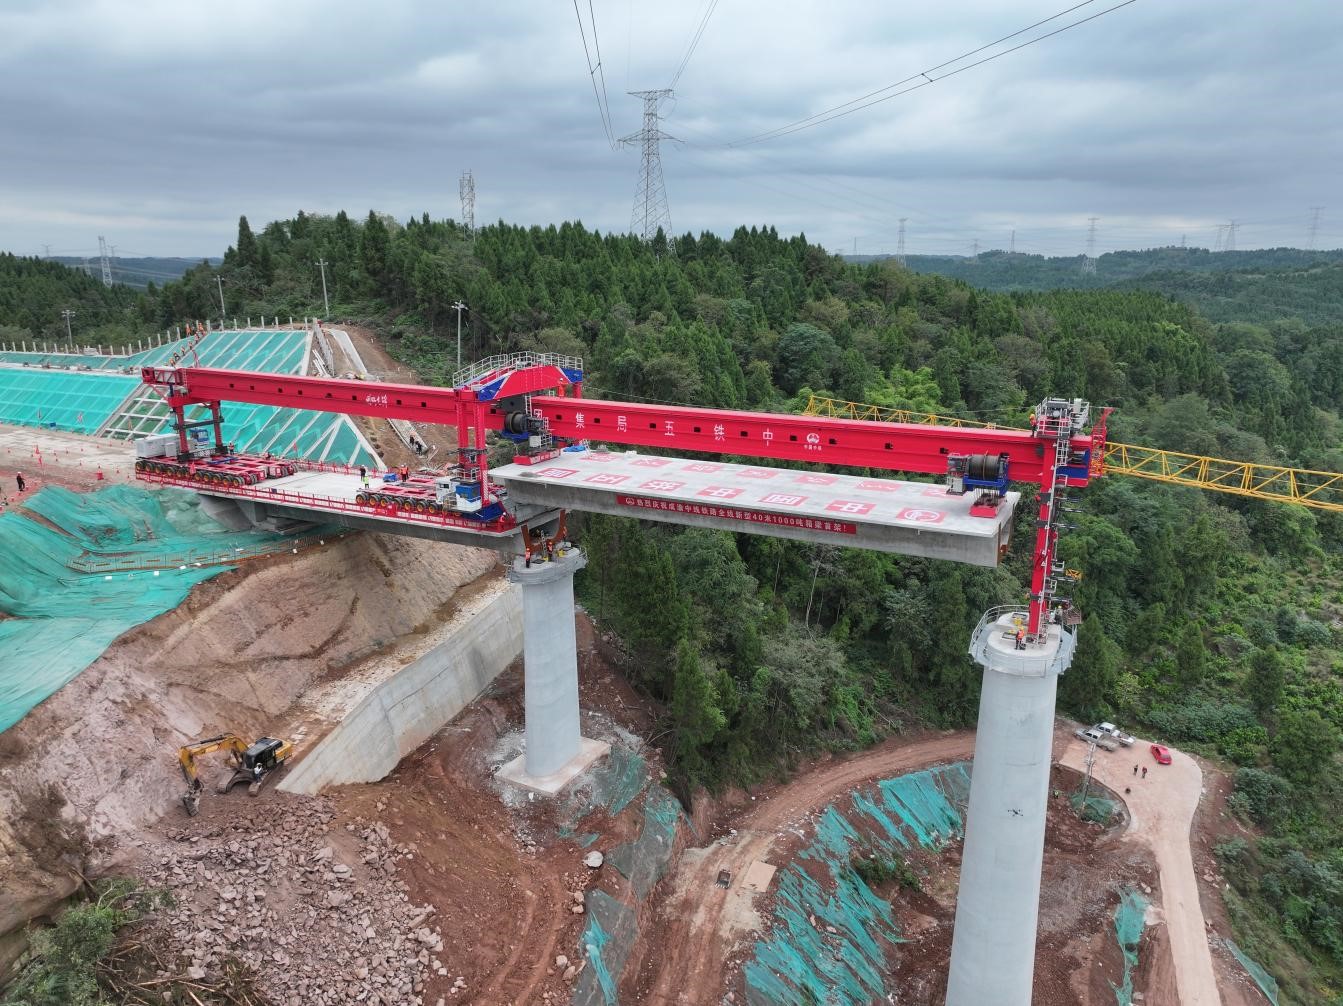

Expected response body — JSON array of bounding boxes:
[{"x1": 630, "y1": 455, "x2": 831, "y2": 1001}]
[{"x1": 1150, "y1": 743, "x2": 1172, "y2": 765}]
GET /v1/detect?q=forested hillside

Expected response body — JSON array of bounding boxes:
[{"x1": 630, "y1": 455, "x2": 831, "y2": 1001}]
[
  {"x1": 6, "y1": 214, "x2": 1343, "y2": 1000},
  {"x1": 889, "y1": 247, "x2": 1343, "y2": 327},
  {"x1": 0, "y1": 254, "x2": 150, "y2": 347}
]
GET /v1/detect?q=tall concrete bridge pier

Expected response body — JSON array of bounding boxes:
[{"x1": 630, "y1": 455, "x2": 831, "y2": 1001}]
[
  {"x1": 496, "y1": 547, "x2": 610, "y2": 793},
  {"x1": 945, "y1": 607, "x2": 1077, "y2": 1005}
]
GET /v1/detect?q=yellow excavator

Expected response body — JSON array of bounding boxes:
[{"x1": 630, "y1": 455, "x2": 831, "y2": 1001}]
[{"x1": 178, "y1": 734, "x2": 293, "y2": 816}]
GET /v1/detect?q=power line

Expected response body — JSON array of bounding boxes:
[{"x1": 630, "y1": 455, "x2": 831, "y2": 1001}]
[
  {"x1": 713, "y1": 0, "x2": 1138, "y2": 148},
  {"x1": 668, "y1": 0, "x2": 719, "y2": 89},
  {"x1": 573, "y1": 0, "x2": 616, "y2": 148},
  {"x1": 588, "y1": 0, "x2": 617, "y2": 140}
]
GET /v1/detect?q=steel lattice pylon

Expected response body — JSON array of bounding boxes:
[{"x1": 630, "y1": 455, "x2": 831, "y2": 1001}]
[{"x1": 621, "y1": 89, "x2": 676, "y2": 241}]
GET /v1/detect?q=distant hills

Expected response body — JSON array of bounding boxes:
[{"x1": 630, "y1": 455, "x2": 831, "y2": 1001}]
[
  {"x1": 847, "y1": 247, "x2": 1343, "y2": 327},
  {"x1": 46, "y1": 256, "x2": 219, "y2": 290}
]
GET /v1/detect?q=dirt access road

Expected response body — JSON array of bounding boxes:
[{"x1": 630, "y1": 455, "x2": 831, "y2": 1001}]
[
  {"x1": 1059, "y1": 733, "x2": 1221, "y2": 1005},
  {"x1": 643, "y1": 732, "x2": 975, "y2": 1006}
]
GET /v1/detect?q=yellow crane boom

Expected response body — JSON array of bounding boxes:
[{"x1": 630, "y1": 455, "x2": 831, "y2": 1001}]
[{"x1": 802, "y1": 394, "x2": 1343, "y2": 513}]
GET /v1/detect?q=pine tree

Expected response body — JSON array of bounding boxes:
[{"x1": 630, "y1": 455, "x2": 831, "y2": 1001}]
[
  {"x1": 1059, "y1": 614, "x2": 1120, "y2": 720},
  {"x1": 235, "y1": 216, "x2": 258, "y2": 268},
  {"x1": 670, "y1": 637, "x2": 726, "y2": 787},
  {"x1": 1246, "y1": 646, "x2": 1285, "y2": 715}
]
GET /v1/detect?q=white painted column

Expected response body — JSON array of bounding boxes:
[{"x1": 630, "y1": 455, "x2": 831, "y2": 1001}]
[
  {"x1": 499, "y1": 547, "x2": 609, "y2": 792},
  {"x1": 946, "y1": 610, "x2": 1075, "y2": 1006}
]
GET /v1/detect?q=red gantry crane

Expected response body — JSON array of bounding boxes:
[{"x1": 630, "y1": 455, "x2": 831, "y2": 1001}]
[{"x1": 134, "y1": 353, "x2": 1107, "y2": 636}]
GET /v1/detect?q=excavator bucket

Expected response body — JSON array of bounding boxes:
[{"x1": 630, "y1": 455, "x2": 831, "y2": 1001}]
[{"x1": 182, "y1": 790, "x2": 201, "y2": 817}]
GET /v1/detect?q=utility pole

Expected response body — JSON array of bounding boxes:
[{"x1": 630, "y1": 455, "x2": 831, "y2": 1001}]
[
  {"x1": 216, "y1": 275, "x2": 226, "y2": 319},
  {"x1": 896, "y1": 218, "x2": 907, "y2": 267},
  {"x1": 61, "y1": 309, "x2": 75, "y2": 348},
  {"x1": 1076, "y1": 737, "x2": 1098, "y2": 815},
  {"x1": 97, "y1": 236, "x2": 113, "y2": 287},
  {"x1": 620, "y1": 89, "x2": 676, "y2": 241},
  {"x1": 459, "y1": 169, "x2": 476, "y2": 238},
  {"x1": 316, "y1": 259, "x2": 330, "y2": 316},
  {"x1": 1308, "y1": 206, "x2": 1324, "y2": 250},
  {"x1": 1082, "y1": 217, "x2": 1099, "y2": 275},
  {"x1": 452, "y1": 301, "x2": 467, "y2": 371}
]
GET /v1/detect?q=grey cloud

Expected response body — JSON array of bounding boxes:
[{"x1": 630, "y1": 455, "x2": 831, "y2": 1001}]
[{"x1": 1, "y1": 0, "x2": 1340, "y2": 256}]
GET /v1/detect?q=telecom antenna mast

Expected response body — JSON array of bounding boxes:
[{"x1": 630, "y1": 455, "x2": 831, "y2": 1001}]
[
  {"x1": 621, "y1": 89, "x2": 676, "y2": 241},
  {"x1": 459, "y1": 169, "x2": 476, "y2": 237},
  {"x1": 98, "y1": 236, "x2": 113, "y2": 287}
]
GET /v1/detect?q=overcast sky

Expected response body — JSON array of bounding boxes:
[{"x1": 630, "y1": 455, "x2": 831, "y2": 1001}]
[{"x1": 2, "y1": 0, "x2": 1340, "y2": 260}]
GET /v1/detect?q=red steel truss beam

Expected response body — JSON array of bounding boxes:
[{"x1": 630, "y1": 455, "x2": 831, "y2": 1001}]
[
  {"x1": 520, "y1": 398, "x2": 1069, "y2": 485},
  {"x1": 150, "y1": 366, "x2": 1087, "y2": 487}
]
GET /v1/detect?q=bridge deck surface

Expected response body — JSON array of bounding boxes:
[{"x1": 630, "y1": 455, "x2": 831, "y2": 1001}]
[{"x1": 491, "y1": 448, "x2": 1018, "y2": 566}]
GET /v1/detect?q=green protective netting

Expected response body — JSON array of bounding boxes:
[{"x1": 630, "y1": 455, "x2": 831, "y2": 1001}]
[
  {"x1": 0, "y1": 368, "x2": 139, "y2": 433},
  {"x1": 558, "y1": 746, "x2": 650, "y2": 832},
  {"x1": 605, "y1": 787, "x2": 682, "y2": 898},
  {"x1": 1073, "y1": 791, "x2": 1118, "y2": 824},
  {"x1": 744, "y1": 762, "x2": 971, "y2": 1006},
  {"x1": 1224, "y1": 939, "x2": 1280, "y2": 1005},
  {"x1": 1110, "y1": 887, "x2": 1148, "y2": 1005},
  {"x1": 0, "y1": 485, "x2": 293, "y2": 734},
  {"x1": 573, "y1": 890, "x2": 638, "y2": 1006}
]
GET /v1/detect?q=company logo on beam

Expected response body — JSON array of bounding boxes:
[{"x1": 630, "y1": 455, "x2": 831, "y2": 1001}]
[
  {"x1": 856, "y1": 480, "x2": 901, "y2": 493},
  {"x1": 639, "y1": 479, "x2": 685, "y2": 492},
  {"x1": 535, "y1": 468, "x2": 579, "y2": 479},
  {"x1": 616, "y1": 494, "x2": 857, "y2": 535},
  {"x1": 795, "y1": 474, "x2": 836, "y2": 486},
  {"x1": 897, "y1": 507, "x2": 946, "y2": 523},
  {"x1": 631, "y1": 458, "x2": 673, "y2": 468},
  {"x1": 697, "y1": 486, "x2": 743, "y2": 499},
  {"x1": 758, "y1": 493, "x2": 806, "y2": 507},
  {"x1": 585, "y1": 473, "x2": 629, "y2": 485}
]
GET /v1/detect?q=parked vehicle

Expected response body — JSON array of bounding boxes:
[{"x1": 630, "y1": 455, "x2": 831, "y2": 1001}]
[
  {"x1": 1097, "y1": 722, "x2": 1136, "y2": 746},
  {"x1": 1150, "y1": 743, "x2": 1172, "y2": 765},
  {"x1": 1075, "y1": 726, "x2": 1119, "y2": 752}
]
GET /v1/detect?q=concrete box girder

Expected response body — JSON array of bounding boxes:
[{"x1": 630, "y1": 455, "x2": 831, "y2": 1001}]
[{"x1": 491, "y1": 448, "x2": 1018, "y2": 567}]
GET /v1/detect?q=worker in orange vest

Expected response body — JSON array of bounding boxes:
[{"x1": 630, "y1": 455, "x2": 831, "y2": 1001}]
[{"x1": 1015, "y1": 627, "x2": 1026, "y2": 650}]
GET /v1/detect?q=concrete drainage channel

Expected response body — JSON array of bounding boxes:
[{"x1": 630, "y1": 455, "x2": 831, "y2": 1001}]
[{"x1": 279, "y1": 582, "x2": 523, "y2": 792}]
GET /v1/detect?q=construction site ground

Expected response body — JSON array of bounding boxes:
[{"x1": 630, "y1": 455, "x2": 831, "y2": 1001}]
[{"x1": 1, "y1": 421, "x2": 1271, "y2": 1005}]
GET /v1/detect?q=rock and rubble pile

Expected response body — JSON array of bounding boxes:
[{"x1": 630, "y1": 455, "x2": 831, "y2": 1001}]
[{"x1": 141, "y1": 796, "x2": 453, "y2": 1006}]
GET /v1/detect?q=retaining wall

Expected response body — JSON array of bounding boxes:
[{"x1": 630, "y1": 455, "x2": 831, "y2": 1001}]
[{"x1": 279, "y1": 583, "x2": 523, "y2": 793}]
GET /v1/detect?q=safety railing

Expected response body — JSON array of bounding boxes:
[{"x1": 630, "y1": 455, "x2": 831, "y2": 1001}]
[
  {"x1": 451, "y1": 351, "x2": 583, "y2": 389},
  {"x1": 967, "y1": 605, "x2": 1078, "y2": 678}
]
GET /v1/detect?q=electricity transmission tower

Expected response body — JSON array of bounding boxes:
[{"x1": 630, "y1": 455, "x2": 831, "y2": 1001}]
[
  {"x1": 459, "y1": 170, "x2": 476, "y2": 237},
  {"x1": 621, "y1": 89, "x2": 676, "y2": 241},
  {"x1": 1308, "y1": 206, "x2": 1324, "y2": 250},
  {"x1": 1082, "y1": 217, "x2": 1099, "y2": 275},
  {"x1": 896, "y1": 218, "x2": 907, "y2": 267},
  {"x1": 1226, "y1": 219, "x2": 1238, "y2": 252},
  {"x1": 97, "y1": 236, "x2": 113, "y2": 287},
  {"x1": 1009, "y1": 229, "x2": 1016, "y2": 254},
  {"x1": 61, "y1": 309, "x2": 76, "y2": 347}
]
